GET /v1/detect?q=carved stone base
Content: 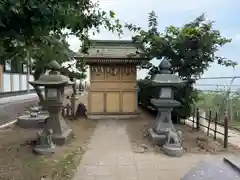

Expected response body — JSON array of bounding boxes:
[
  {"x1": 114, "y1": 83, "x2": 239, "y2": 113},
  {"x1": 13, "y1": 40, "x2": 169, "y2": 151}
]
[
  {"x1": 24, "y1": 110, "x2": 49, "y2": 116},
  {"x1": 148, "y1": 128, "x2": 167, "y2": 146},
  {"x1": 52, "y1": 128, "x2": 73, "y2": 146},
  {"x1": 45, "y1": 115, "x2": 73, "y2": 146},
  {"x1": 17, "y1": 115, "x2": 48, "y2": 129},
  {"x1": 162, "y1": 144, "x2": 184, "y2": 157},
  {"x1": 33, "y1": 144, "x2": 55, "y2": 155},
  {"x1": 39, "y1": 111, "x2": 50, "y2": 116}
]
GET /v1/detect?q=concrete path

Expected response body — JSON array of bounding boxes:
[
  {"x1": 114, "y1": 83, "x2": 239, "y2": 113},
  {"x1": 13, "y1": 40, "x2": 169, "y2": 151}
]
[
  {"x1": 73, "y1": 120, "x2": 228, "y2": 180},
  {"x1": 0, "y1": 93, "x2": 38, "y2": 105}
]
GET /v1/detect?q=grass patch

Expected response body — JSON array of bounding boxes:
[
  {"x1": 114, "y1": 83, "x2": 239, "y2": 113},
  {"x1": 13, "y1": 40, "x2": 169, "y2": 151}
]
[{"x1": 0, "y1": 118, "x2": 97, "y2": 180}]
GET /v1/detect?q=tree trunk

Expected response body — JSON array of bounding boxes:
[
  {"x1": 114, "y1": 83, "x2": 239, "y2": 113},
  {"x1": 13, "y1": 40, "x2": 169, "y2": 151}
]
[
  {"x1": 33, "y1": 69, "x2": 45, "y2": 106},
  {"x1": 33, "y1": 85, "x2": 44, "y2": 106}
]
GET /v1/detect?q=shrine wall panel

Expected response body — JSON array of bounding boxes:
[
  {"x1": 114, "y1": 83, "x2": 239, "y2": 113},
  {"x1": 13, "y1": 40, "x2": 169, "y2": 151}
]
[
  {"x1": 106, "y1": 91, "x2": 120, "y2": 112},
  {"x1": 88, "y1": 64, "x2": 138, "y2": 115},
  {"x1": 122, "y1": 91, "x2": 137, "y2": 112},
  {"x1": 89, "y1": 92, "x2": 104, "y2": 113},
  {"x1": 105, "y1": 67, "x2": 120, "y2": 81},
  {"x1": 90, "y1": 65, "x2": 105, "y2": 81},
  {"x1": 90, "y1": 65, "x2": 137, "y2": 82},
  {"x1": 90, "y1": 81, "x2": 106, "y2": 89},
  {"x1": 90, "y1": 82, "x2": 136, "y2": 90},
  {"x1": 121, "y1": 66, "x2": 136, "y2": 81},
  {"x1": 90, "y1": 71, "x2": 104, "y2": 81}
]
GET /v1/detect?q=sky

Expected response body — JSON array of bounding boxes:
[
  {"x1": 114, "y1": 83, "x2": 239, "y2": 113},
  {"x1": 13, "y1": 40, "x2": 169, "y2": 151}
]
[{"x1": 66, "y1": 0, "x2": 240, "y2": 90}]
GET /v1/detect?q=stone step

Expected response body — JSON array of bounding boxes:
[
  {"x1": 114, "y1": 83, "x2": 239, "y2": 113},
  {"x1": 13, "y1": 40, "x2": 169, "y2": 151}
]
[
  {"x1": 181, "y1": 157, "x2": 240, "y2": 180},
  {"x1": 224, "y1": 157, "x2": 240, "y2": 173}
]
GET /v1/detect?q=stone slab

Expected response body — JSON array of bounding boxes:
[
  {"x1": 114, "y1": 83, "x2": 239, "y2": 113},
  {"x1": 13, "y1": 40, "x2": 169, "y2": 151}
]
[
  {"x1": 224, "y1": 157, "x2": 240, "y2": 173},
  {"x1": 181, "y1": 159, "x2": 240, "y2": 180},
  {"x1": 33, "y1": 145, "x2": 55, "y2": 155},
  {"x1": 162, "y1": 144, "x2": 184, "y2": 157}
]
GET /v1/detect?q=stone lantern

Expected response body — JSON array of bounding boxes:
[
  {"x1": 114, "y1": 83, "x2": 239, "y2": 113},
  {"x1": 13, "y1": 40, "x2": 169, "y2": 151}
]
[
  {"x1": 148, "y1": 58, "x2": 185, "y2": 157},
  {"x1": 29, "y1": 70, "x2": 74, "y2": 146}
]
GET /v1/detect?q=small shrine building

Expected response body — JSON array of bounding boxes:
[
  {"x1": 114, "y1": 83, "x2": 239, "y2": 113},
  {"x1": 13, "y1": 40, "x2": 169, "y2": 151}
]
[{"x1": 75, "y1": 40, "x2": 148, "y2": 119}]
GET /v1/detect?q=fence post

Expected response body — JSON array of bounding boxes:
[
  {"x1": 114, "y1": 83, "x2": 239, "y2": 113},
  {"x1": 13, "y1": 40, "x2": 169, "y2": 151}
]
[
  {"x1": 207, "y1": 110, "x2": 212, "y2": 136},
  {"x1": 214, "y1": 112, "x2": 218, "y2": 140},
  {"x1": 192, "y1": 108, "x2": 195, "y2": 129},
  {"x1": 196, "y1": 108, "x2": 200, "y2": 131},
  {"x1": 224, "y1": 113, "x2": 229, "y2": 148}
]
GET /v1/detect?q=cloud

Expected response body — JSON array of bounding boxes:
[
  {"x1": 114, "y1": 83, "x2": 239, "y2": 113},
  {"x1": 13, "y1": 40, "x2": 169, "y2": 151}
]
[
  {"x1": 67, "y1": 0, "x2": 240, "y2": 81},
  {"x1": 235, "y1": 34, "x2": 240, "y2": 41},
  {"x1": 68, "y1": 0, "x2": 236, "y2": 50},
  {"x1": 98, "y1": 0, "x2": 227, "y2": 13},
  {"x1": 67, "y1": 35, "x2": 81, "y2": 52}
]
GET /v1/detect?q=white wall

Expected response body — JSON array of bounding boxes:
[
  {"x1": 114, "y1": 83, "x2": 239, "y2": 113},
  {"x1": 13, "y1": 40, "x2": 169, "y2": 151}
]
[
  {"x1": 13, "y1": 73, "x2": 20, "y2": 91},
  {"x1": 21, "y1": 74, "x2": 27, "y2": 91},
  {"x1": 29, "y1": 75, "x2": 34, "y2": 89},
  {"x1": 3, "y1": 73, "x2": 11, "y2": 92},
  {"x1": 2, "y1": 73, "x2": 33, "y2": 92}
]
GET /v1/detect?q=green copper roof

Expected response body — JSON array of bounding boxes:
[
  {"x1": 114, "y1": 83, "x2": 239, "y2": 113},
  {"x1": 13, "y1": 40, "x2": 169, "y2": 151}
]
[
  {"x1": 75, "y1": 39, "x2": 144, "y2": 59},
  {"x1": 90, "y1": 39, "x2": 134, "y2": 46}
]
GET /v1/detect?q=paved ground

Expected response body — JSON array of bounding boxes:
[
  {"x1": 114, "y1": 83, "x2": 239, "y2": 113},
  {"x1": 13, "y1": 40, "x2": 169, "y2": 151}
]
[
  {"x1": 0, "y1": 88, "x2": 75, "y2": 126},
  {"x1": 73, "y1": 120, "x2": 228, "y2": 180},
  {"x1": 0, "y1": 94, "x2": 38, "y2": 126}
]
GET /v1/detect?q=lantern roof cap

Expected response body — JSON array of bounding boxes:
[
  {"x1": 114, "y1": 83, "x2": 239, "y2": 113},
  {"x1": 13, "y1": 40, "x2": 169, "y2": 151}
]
[
  {"x1": 29, "y1": 71, "x2": 74, "y2": 86},
  {"x1": 151, "y1": 74, "x2": 184, "y2": 86},
  {"x1": 159, "y1": 58, "x2": 171, "y2": 74},
  {"x1": 150, "y1": 58, "x2": 185, "y2": 86}
]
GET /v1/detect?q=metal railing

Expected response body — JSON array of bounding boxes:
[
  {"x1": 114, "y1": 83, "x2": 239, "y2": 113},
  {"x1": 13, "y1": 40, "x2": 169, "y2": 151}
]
[
  {"x1": 195, "y1": 76, "x2": 240, "y2": 131},
  {"x1": 183, "y1": 107, "x2": 229, "y2": 148}
]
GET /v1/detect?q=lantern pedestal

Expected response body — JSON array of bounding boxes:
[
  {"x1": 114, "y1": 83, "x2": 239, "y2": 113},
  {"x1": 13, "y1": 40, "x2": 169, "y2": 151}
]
[
  {"x1": 148, "y1": 99, "x2": 180, "y2": 146},
  {"x1": 45, "y1": 118, "x2": 72, "y2": 145},
  {"x1": 45, "y1": 105, "x2": 73, "y2": 145},
  {"x1": 33, "y1": 129, "x2": 56, "y2": 155},
  {"x1": 148, "y1": 128, "x2": 167, "y2": 146}
]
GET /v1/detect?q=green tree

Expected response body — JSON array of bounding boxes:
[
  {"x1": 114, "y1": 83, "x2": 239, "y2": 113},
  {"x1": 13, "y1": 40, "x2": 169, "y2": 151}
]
[
  {"x1": 127, "y1": 11, "x2": 237, "y2": 118},
  {"x1": 0, "y1": 0, "x2": 122, "y2": 104},
  {"x1": 0, "y1": 0, "x2": 122, "y2": 57}
]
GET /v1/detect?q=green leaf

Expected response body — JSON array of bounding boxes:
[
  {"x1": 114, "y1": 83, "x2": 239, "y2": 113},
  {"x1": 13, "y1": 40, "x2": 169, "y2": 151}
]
[
  {"x1": 109, "y1": 10, "x2": 115, "y2": 18},
  {"x1": 130, "y1": 12, "x2": 237, "y2": 118}
]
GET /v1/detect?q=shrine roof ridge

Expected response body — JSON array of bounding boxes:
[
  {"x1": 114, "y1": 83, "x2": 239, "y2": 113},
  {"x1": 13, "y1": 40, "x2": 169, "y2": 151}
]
[
  {"x1": 73, "y1": 39, "x2": 150, "y2": 64},
  {"x1": 89, "y1": 39, "x2": 134, "y2": 46}
]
